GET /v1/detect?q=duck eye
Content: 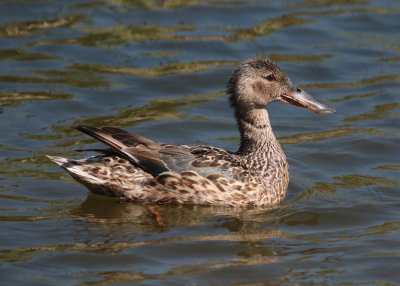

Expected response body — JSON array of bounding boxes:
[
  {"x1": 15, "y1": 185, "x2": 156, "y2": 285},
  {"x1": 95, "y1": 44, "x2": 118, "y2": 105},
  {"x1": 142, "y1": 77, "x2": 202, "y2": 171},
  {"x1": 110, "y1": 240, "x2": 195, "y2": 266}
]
[{"x1": 263, "y1": 74, "x2": 276, "y2": 81}]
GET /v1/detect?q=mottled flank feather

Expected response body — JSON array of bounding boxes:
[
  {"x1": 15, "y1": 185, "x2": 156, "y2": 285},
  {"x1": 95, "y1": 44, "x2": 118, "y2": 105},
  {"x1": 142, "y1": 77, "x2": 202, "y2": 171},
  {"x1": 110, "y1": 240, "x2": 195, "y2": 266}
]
[{"x1": 48, "y1": 57, "x2": 334, "y2": 207}]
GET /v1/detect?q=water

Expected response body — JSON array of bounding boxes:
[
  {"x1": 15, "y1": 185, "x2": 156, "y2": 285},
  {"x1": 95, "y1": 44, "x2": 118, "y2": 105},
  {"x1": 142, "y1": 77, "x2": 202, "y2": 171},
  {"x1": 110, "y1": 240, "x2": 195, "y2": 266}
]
[{"x1": 0, "y1": 0, "x2": 399, "y2": 285}]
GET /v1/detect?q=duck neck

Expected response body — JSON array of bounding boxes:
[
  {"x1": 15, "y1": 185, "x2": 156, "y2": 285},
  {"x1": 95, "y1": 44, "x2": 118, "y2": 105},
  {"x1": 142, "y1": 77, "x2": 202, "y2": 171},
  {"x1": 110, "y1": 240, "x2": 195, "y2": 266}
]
[
  {"x1": 235, "y1": 108, "x2": 287, "y2": 175},
  {"x1": 236, "y1": 108, "x2": 277, "y2": 153}
]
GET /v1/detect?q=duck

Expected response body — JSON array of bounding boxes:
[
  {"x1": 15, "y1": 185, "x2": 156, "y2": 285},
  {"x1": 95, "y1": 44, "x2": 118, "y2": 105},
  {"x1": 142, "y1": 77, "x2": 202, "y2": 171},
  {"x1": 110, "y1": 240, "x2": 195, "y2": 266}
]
[{"x1": 47, "y1": 57, "x2": 335, "y2": 207}]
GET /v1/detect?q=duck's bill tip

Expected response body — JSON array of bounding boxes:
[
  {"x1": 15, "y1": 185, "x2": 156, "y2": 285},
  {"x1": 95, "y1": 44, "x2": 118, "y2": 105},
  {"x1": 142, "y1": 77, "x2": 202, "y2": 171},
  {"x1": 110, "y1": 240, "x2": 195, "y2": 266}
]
[{"x1": 280, "y1": 87, "x2": 336, "y2": 114}]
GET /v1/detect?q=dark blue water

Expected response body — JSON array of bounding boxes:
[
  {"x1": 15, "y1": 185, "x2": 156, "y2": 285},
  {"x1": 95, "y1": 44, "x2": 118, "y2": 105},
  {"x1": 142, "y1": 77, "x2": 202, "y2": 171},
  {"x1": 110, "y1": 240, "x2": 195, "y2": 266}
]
[{"x1": 0, "y1": 0, "x2": 399, "y2": 285}]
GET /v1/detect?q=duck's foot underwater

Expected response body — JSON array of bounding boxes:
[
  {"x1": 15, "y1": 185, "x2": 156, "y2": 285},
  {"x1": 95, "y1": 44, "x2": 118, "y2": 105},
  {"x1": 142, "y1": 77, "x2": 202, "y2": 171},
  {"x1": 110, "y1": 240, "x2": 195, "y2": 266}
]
[{"x1": 147, "y1": 205, "x2": 166, "y2": 227}]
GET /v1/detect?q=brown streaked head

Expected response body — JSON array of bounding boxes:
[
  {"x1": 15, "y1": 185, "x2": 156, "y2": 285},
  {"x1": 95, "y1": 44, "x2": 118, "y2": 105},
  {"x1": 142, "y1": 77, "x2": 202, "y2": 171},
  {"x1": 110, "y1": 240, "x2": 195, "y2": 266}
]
[{"x1": 227, "y1": 57, "x2": 335, "y2": 114}]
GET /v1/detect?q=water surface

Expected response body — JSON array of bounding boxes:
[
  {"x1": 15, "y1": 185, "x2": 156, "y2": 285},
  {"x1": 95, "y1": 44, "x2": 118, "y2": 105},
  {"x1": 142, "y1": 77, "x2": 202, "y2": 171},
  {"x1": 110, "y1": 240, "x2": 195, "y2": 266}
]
[{"x1": 0, "y1": 0, "x2": 399, "y2": 285}]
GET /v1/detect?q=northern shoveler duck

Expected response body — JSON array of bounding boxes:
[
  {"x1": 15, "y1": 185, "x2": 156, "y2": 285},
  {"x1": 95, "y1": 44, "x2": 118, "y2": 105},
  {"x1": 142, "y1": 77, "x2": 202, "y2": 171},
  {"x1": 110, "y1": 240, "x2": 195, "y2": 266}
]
[{"x1": 47, "y1": 57, "x2": 335, "y2": 207}]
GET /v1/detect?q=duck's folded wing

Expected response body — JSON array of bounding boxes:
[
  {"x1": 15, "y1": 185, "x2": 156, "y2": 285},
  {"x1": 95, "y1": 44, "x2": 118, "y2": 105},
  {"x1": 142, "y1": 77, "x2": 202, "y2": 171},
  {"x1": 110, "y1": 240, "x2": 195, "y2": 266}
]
[
  {"x1": 159, "y1": 145, "x2": 243, "y2": 180},
  {"x1": 74, "y1": 125, "x2": 170, "y2": 177},
  {"x1": 74, "y1": 125, "x2": 241, "y2": 179}
]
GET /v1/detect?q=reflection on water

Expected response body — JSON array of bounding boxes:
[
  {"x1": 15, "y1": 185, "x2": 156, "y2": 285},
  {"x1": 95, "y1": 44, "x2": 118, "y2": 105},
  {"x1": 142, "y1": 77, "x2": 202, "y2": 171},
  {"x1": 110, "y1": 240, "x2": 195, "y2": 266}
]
[
  {"x1": 70, "y1": 60, "x2": 236, "y2": 77},
  {"x1": 0, "y1": 48, "x2": 58, "y2": 61},
  {"x1": 344, "y1": 102, "x2": 400, "y2": 122},
  {"x1": 0, "y1": 90, "x2": 73, "y2": 108},
  {"x1": 0, "y1": 68, "x2": 111, "y2": 88},
  {"x1": 279, "y1": 126, "x2": 382, "y2": 145},
  {"x1": 71, "y1": 0, "x2": 244, "y2": 10},
  {"x1": 50, "y1": 23, "x2": 197, "y2": 47},
  {"x1": 0, "y1": 15, "x2": 81, "y2": 37},
  {"x1": 0, "y1": 0, "x2": 399, "y2": 285},
  {"x1": 302, "y1": 74, "x2": 398, "y2": 90},
  {"x1": 230, "y1": 13, "x2": 313, "y2": 42},
  {"x1": 309, "y1": 174, "x2": 399, "y2": 194}
]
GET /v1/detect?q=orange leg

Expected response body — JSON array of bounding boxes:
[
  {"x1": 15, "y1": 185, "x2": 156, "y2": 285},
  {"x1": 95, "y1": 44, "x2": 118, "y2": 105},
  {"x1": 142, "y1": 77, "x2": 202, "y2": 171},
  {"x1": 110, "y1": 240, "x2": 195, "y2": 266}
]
[{"x1": 147, "y1": 205, "x2": 166, "y2": 227}]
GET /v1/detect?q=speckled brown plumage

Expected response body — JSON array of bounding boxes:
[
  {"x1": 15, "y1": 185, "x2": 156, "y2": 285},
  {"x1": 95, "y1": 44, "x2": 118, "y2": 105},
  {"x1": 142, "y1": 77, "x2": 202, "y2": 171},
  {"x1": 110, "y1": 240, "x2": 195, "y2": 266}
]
[{"x1": 47, "y1": 57, "x2": 335, "y2": 207}]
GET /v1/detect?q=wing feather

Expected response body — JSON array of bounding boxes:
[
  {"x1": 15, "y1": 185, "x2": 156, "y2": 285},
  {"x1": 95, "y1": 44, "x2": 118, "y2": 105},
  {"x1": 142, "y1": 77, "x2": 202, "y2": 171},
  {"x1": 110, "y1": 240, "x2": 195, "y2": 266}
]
[
  {"x1": 74, "y1": 125, "x2": 169, "y2": 176},
  {"x1": 74, "y1": 125, "x2": 243, "y2": 179}
]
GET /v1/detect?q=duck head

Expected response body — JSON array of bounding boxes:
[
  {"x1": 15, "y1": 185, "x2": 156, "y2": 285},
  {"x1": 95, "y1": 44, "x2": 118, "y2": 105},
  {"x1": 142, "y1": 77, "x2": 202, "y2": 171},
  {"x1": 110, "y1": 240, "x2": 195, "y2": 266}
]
[{"x1": 228, "y1": 57, "x2": 335, "y2": 114}]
